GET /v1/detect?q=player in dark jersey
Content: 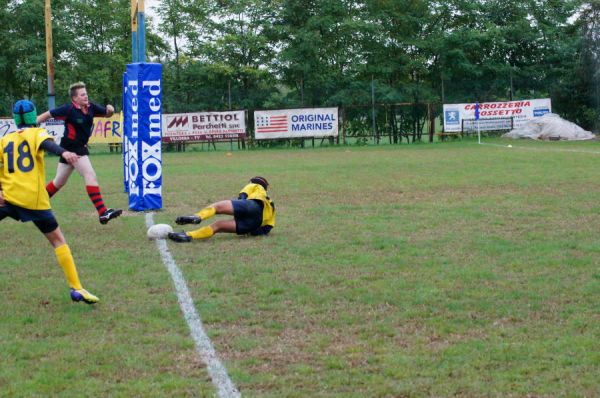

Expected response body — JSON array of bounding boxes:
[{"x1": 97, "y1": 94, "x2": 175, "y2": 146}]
[
  {"x1": 37, "y1": 82, "x2": 122, "y2": 225},
  {"x1": 169, "y1": 176, "x2": 276, "y2": 242},
  {"x1": 1, "y1": 100, "x2": 99, "y2": 304}
]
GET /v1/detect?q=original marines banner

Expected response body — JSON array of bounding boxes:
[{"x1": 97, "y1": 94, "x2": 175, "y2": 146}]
[
  {"x1": 443, "y1": 98, "x2": 551, "y2": 132},
  {"x1": 163, "y1": 110, "x2": 246, "y2": 143},
  {"x1": 123, "y1": 63, "x2": 163, "y2": 211},
  {"x1": 254, "y1": 107, "x2": 338, "y2": 140}
]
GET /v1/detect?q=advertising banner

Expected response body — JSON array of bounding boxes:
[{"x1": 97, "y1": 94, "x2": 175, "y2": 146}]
[
  {"x1": 254, "y1": 107, "x2": 338, "y2": 140},
  {"x1": 1, "y1": 114, "x2": 123, "y2": 144},
  {"x1": 1, "y1": 117, "x2": 63, "y2": 139},
  {"x1": 162, "y1": 110, "x2": 246, "y2": 143},
  {"x1": 123, "y1": 63, "x2": 163, "y2": 211},
  {"x1": 0, "y1": 118, "x2": 16, "y2": 138},
  {"x1": 443, "y1": 98, "x2": 551, "y2": 132},
  {"x1": 90, "y1": 113, "x2": 123, "y2": 144}
]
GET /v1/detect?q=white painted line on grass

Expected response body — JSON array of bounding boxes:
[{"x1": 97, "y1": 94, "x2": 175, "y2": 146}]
[
  {"x1": 478, "y1": 142, "x2": 600, "y2": 155},
  {"x1": 146, "y1": 212, "x2": 241, "y2": 398}
]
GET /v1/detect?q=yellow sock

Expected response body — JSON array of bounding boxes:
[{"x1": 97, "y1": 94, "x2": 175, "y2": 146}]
[
  {"x1": 188, "y1": 226, "x2": 215, "y2": 240},
  {"x1": 196, "y1": 206, "x2": 216, "y2": 220},
  {"x1": 55, "y1": 244, "x2": 83, "y2": 290}
]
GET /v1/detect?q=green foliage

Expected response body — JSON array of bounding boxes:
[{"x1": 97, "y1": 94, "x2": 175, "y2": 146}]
[
  {"x1": 0, "y1": 0, "x2": 166, "y2": 114},
  {"x1": 563, "y1": 1, "x2": 600, "y2": 131},
  {"x1": 0, "y1": 0, "x2": 597, "y2": 131}
]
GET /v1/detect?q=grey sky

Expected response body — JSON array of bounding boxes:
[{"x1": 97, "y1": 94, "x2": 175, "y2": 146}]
[{"x1": 143, "y1": 0, "x2": 160, "y2": 23}]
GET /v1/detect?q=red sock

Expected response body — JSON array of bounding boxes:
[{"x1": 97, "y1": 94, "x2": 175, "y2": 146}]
[
  {"x1": 86, "y1": 185, "x2": 107, "y2": 215},
  {"x1": 46, "y1": 181, "x2": 59, "y2": 197}
]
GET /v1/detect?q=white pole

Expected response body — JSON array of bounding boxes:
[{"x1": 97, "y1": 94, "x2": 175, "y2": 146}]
[{"x1": 475, "y1": 102, "x2": 481, "y2": 144}]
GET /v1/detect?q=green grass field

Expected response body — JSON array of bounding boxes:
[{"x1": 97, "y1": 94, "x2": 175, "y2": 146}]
[{"x1": 1, "y1": 138, "x2": 600, "y2": 397}]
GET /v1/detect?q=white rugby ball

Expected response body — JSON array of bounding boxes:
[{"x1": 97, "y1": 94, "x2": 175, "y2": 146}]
[{"x1": 147, "y1": 223, "x2": 174, "y2": 240}]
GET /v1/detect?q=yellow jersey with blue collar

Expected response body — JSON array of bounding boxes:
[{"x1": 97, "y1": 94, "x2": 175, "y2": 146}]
[
  {"x1": 0, "y1": 127, "x2": 52, "y2": 210},
  {"x1": 239, "y1": 183, "x2": 276, "y2": 227}
]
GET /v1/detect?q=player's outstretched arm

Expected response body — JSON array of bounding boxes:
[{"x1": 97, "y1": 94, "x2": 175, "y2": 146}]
[
  {"x1": 37, "y1": 110, "x2": 52, "y2": 124},
  {"x1": 40, "y1": 139, "x2": 79, "y2": 165}
]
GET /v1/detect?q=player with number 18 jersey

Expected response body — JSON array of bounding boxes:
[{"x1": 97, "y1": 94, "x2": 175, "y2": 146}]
[
  {"x1": 1, "y1": 99, "x2": 99, "y2": 304},
  {"x1": 0, "y1": 127, "x2": 51, "y2": 210}
]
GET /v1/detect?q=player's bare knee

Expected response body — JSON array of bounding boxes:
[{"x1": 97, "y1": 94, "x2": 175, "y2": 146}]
[
  {"x1": 210, "y1": 223, "x2": 221, "y2": 233},
  {"x1": 211, "y1": 221, "x2": 228, "y2": 233},
  {"x1": 36, "y1": 220, "x2": 65, "y2": 247},
  {"x1": 48, "y1": 232, "x2": 67, "y2": 248},
  {"x1": 214, "y1": 200, "x2": 234, "y2": 214}
]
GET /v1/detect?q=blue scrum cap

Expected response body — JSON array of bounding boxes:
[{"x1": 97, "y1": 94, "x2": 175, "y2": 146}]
[{"x1": 12, "y1": 99, "x2": 37, "y2": 127}]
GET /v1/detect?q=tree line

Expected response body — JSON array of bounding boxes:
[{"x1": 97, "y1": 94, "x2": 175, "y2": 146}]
[{"x1": 1, "y1": 0, "x2": 598, "y2": 132}]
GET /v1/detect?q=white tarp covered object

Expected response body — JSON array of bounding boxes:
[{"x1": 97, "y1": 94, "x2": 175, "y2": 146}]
[{"x1": 502, "y1": 113, "x2": 595, "y2": 141}]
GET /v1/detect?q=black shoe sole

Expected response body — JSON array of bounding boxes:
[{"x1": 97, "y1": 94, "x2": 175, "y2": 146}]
[
  {"x1": 100, "y1": 209, "x2": 123, "y2": 225},
  {"x1": 71, "y1": 298, "x2": 98, "y2": 305},
  {"x1": 168, "y1": 233, "x2": 192, "y2": 242},
  {"x1": 176, "y1": 218, "x2": 202, "y2": 225},
  {"x1": 170, "y1": 238, "x2": 192, "y2": 243}
]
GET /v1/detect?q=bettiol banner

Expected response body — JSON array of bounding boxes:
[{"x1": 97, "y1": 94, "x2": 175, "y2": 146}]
[
  {"x1": 123, "y1": 63, "x2": 163, "y2": 211},
  {"x1": 163, "y1": 110, "x2": 245, "y2": 143},
  {"x1": 443, "y1": 98, "x2": 551, "y2": 132},
  {"x1": 254, "y1": 107, "x2": 338, "y2": 140},
  {"x1": 1, "y1": 114, "x2": 123, "y2": 144}
]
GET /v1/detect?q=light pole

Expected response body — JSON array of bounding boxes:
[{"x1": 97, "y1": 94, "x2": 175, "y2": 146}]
[
  {"x1": 131, "y1": 0, "x2": 138, "y2": 62},
  {"x1": 131, "y1": 0, "x2": 146, "y2": 62},
  {"x1": 44, "y1": 0, "x2": 55, "y2": 109}
]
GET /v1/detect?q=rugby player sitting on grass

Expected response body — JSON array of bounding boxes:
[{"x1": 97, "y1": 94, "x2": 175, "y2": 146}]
[{"x1": 169, "y1": 176, "x2": 275, "y2": 242}]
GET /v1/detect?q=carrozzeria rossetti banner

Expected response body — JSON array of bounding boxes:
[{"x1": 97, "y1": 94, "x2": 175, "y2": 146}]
[{"x1": 443, "y1": 98, "x2": 551, "y2": 132}]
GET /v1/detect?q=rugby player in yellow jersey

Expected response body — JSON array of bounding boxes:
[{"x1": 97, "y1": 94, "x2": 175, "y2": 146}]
[
  {"x1": 168, "y1": 176, "x2": 275, "y2": 242},
  {"x1": 0, "y1": 100, "x2": 99, "y2": 304}
]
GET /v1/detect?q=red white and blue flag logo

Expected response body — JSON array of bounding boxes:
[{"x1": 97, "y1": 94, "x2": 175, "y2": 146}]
[{"x1": 255, "y1": 115, "x2": 288, "y2": 133}]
